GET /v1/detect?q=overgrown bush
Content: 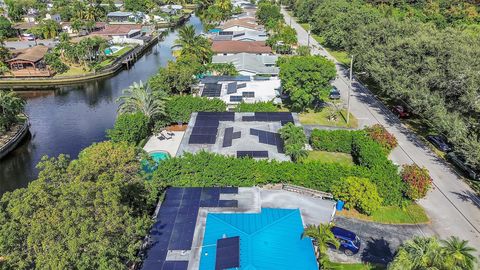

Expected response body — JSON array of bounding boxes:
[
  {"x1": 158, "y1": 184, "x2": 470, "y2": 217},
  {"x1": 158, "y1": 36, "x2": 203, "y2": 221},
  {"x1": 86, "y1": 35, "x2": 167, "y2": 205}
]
[
  {"x1": 45, "y1": 52, "x2": 69, "y2": 74},
  {"x1": 310, "y1": 129, "x2": 364, "y2": 153},
  {"x1": 164, "y1": 95, "x2": 226, "y2": 124},
  {"x1": 235, "y1": 101, "x2": 278, "y2": 112},
  {"x1": 365, "y1": 124, "x2": 398, "y2": 153},
  {"x1": 331, "y1": 176, "x2": 382, "y2": 215},
  {"x1": 107, "y1": 112, "x2": 149, "y2": 144},
  {"x1": 401, "y1": 164, "x2": 433, "y2": 200}
]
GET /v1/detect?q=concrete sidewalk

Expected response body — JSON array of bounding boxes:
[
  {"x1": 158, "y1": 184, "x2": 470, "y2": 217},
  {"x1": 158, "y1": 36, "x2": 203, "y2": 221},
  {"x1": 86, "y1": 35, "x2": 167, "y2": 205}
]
[{"x1": 281, "y1": 8, "x2": 480, "y2": 253}]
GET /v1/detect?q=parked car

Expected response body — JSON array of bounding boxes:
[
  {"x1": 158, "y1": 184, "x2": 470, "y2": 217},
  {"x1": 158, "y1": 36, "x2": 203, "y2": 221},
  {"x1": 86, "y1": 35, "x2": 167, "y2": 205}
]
[
  {"x1": 426, "y1": 135, "x2": 452, "y2": 152},
  {"x1": 329, "y1": 87, "x2": 341, "y2": 100},
  {"x1": 391, "y1": 105, "x2": 409, "y2": 118},
  {"x1": 330, "y1": 226, "x2": 361, "y2": 256},
  {"x1": 447, "y1": 152, "x2": 480, "y2": 181}
]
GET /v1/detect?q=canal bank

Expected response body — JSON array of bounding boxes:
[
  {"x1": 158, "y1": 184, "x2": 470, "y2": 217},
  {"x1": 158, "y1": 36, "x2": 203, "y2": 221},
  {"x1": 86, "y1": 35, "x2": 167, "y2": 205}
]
[{"x1": 0, "y1": 15, "x2": 204, "y2": 195}]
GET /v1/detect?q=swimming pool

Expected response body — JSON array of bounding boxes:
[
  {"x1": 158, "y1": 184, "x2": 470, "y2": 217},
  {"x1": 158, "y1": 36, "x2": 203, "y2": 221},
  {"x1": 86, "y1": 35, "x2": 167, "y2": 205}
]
[
  {"x1": 142, "y1": 151, "x2": 170, "y2": 173},
  {"x1": 104, "y1": 46, "x2": 124, "y2": 55},
  {"x1": 199, "y1": 208, "x2": 318, "y2": 270}
]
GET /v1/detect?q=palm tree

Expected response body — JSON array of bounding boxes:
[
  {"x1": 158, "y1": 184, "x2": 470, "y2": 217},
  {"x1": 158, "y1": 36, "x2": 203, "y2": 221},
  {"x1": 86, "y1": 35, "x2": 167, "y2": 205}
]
[
  {"x1": 302, "y1": 223, "x2": 339, "y2": 266},
  {"x1": 116, "y1": 81, "x2": 167, "y2": 120},
  {"x1": 0, "y1": 90, "x2": 26, "y2": 132},
  {"x1": 441, "y1": 236, "x2": 477, "y2": 270},
  {"x1": 174, "y1": 25, "x2": 212, "y2": 64},
  {"x1": 389, "y1": 237, "x2": 444, "y2": 270}
]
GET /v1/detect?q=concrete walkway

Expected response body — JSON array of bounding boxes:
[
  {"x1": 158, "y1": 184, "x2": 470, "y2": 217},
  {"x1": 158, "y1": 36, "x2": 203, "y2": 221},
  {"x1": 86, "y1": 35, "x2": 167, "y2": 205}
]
[{"x1": 281, "y1": 8, "x2": 480, "y2": 253}]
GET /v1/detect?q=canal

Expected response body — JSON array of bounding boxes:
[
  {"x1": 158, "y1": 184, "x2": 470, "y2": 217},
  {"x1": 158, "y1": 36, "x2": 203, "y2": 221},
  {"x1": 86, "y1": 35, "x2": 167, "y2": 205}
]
[{"x1": 0, "y1": 15, "x2": 204, "y2": 195}]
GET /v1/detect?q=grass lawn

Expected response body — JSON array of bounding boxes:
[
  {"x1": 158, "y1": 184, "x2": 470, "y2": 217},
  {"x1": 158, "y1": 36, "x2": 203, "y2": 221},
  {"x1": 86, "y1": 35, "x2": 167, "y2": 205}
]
[
  {"x1": 54, "y1": 65, "x2": 88, "y2": 77},
  {"x1": 109, "y1": 46, "x2": 133, "y2": 57},
  {"x1": 98, "y1": 59, "x2": 114, "y2": 68},
  {"x1": 306, "y1": 150, "x2": 354, "y2": 166},
  {"x1": 337, "y1": 202, "x2": 429, "y2": 224},
  {"x1": 328, "y1": 262, "x2": 385, "y2": 270},
  {"x1": 299, "y1": 107, "x2": 358, "y2": 128}
]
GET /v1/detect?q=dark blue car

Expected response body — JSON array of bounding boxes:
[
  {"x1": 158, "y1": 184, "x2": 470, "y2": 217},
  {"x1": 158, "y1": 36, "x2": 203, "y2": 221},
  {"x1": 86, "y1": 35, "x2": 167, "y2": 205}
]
[{"x1": 331, "y1": 226, "x2": 361, "y2": 256}]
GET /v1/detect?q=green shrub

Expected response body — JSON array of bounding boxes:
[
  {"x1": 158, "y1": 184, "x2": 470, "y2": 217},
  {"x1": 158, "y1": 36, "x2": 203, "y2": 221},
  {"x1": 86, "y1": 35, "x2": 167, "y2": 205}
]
[
  {"x1": 401, "y1": 164, "x2": 432, "y2": 200},
  {"x1": 331, "y1": 176, "x2": 382, "y2": 215},
  {"x1": 164, "y1": 95, "x2": 226, "y2": 124},
  {"x1": 235, "y1": 101, "x2": 278, "y2": 112},
  {"x1": 310, "y1": 129, "x2": 363, "y2": 153},
  {"x1": 107, "y1": 112, "x2": 149, "y2": 144},
  {"x1": 279, "y1": 123, "x2": 308, "y2": 162}
]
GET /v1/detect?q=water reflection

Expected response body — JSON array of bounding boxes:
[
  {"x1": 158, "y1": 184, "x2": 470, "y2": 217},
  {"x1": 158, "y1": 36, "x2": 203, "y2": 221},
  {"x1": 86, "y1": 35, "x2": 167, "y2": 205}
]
[{"x1": 0, "y1": 15, "x2": 203, "y2": 195}]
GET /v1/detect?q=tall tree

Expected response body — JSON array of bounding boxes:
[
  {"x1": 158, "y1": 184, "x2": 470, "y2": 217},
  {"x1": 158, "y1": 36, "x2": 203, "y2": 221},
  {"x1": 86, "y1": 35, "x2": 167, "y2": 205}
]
[
  {"x1": 0, "y1": 90, "x2": 26, "y2": 132},
  {"x1": 117, "y1": 81, "x2": 167, "y2": 120},
  {"x1": 441, "y1": 236, "x2": 477, "y2": 270}
]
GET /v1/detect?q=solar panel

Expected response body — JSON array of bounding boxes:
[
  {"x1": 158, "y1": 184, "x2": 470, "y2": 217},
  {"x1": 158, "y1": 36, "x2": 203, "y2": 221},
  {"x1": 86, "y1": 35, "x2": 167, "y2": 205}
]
[
  {"x1": 215, "y1": 236, "x2": 240, "y2": 270},
  {"x1": 237, "y1": 151, "x2": 268, "y2": 158},
  {"x1": 232, "y1": 131, "x2": 241, "y2": 139},
  {"x1": 242, "y1": 91, "x2": 255, "y2": 98},
  {"x1": 189, "y1": 135, "x2": 216, "y2": 144},
  {"x1": 237, "y1": 83, "x2": 247, "y2": 89},
  {"x1": 219, "y1": 31, "x2": 234, "y2": 36},
  {"x1": 226, "y1": 82, "x2": 237, "y2": 94},
  {"x1": 222, "y1": 127, "x2": 233, "y2": 147},
  {"x1": 201, "y1": 83, "x2": 222, "y2": 97},
  {"x1": 161, "y1": 261, "x2": 188, "y2": 270},
  {"x1": 230, "y1": 95, "x2": 243, "y2": 102}
]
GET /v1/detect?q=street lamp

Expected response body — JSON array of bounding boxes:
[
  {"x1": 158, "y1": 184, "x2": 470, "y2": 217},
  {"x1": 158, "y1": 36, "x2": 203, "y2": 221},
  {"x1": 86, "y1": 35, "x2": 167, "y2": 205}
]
[{"x1": 346, "y1": 55, "x2": 353, "y2": 124}]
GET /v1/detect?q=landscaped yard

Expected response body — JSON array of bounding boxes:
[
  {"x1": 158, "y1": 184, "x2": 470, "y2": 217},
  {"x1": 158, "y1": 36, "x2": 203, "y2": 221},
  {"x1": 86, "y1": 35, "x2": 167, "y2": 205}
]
[
  {"x1": 109, "y1": 46, "x2": 133, "y2": 57},
  {"x1": 337, "y1": 202, "x2": 429, "y2": 224},
  {"x1": 299, "y1": 107, "x2": 358, "y2": 128},
  {"x1": 54, "y1": 65, "x2": 89, "y2": 77},
  {"x1": 305, "y1": 150, "x2": 354, "y2": 166}
]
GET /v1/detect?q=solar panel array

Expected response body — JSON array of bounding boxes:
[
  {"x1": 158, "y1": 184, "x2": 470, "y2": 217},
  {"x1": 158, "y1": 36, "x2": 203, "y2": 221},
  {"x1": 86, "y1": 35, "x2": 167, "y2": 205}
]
[
  {"x1": 242, "y1": 112, "x2": 294, "y2": 125},
  {"x1": 237, "y1": 151, "x2": 269, "y2": 158},
  {"x1": 222, "y1": 127, "x2": 242, "y2": 147},
  {"x1": 201, "y1": 83, "x2": 222, "y2": 97},
  {"x1": 237, "y1": 83, "x2": 247, "y2": 89},
  {"x1": 250, "y1": 129, "x2": 284, "y2": 153},
  {"x1": 141, "y1": 187, "x2": 239, "y2": 270},
  {"x1": 215, "y1": 236, "x2": 240, "y2": 270},
  {"x1": 219, "y1": 31, "x2": 234, "y2": 36},
  {"x1": 189, "y1": 112, "x2": 235, "y2": 144}
]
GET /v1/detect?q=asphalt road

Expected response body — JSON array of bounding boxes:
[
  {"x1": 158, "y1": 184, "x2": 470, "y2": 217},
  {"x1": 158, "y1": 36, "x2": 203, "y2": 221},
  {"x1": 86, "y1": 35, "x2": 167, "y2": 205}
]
[{"x1": 281, "y1": 8, "x2": 480, "y2": 254}]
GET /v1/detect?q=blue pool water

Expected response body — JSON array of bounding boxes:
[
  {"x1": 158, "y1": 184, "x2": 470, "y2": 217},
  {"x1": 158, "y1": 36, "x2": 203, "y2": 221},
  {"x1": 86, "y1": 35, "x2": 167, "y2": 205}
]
[
  {"x1": 199, "y1": 208, "x2": 318, "y2": 270},
  {"x1": 142, "y1": 151, "x2": 170, "y2": 173}
]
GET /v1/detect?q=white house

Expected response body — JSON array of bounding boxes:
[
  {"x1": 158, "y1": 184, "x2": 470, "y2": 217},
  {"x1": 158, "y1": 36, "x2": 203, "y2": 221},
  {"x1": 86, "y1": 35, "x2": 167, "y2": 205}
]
[
  {"x1": 212, "y1": 53, "x2": 279, "y2": 77},
  {"x1": 45, "y1": 13, "x2": 61, "y2": 23}
]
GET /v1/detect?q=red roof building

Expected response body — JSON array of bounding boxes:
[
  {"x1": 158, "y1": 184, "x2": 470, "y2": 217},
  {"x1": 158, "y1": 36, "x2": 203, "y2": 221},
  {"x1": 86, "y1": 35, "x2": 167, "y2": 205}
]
[{"x1": 212, "y1": 41, "x2": 272, "y2": 55}]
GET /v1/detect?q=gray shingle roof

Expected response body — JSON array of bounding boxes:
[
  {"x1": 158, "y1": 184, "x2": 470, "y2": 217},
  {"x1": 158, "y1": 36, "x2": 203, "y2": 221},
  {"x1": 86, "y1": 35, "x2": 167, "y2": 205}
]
[{"x1": 212, "y1": 53, "x2": 279, "y2": 75}]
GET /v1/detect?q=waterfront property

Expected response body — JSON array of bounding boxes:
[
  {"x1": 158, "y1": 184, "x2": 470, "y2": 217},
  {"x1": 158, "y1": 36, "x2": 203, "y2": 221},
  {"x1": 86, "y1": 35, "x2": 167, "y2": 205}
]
[
  {"x1": 212, "y1": 53, "x2": 279, "y2": 76},
  {"x1": 219, "y1": 17, "x2": 263, "y2": 32},
  {"x1": 210, "y1": 30, "x2": 268, "y2": 42},
  {"x1": 176, "y1": 112, "x2": 300, "y2": 161},
  {"x1": 198, "y1": 75, "x2": 281, "y2": 106},
  {"x1": 140, "y1": 187, "x2": 334, "y2": 270},
  {"x1": 212, "y1": 41, "x2": 272, "y2": 55},
  {"x1": 5, "y1": 45, "x2": 51, "y2": 77},
  {"x1": 107, "y1": 11, "x2": 135, "y2": 23}
]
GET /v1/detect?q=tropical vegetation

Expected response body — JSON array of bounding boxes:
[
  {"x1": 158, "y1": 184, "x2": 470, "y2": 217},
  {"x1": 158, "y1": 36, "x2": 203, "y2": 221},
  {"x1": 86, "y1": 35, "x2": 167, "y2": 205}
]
[
  {"x1": 331, "y1": 176, "x2": 382, "y2": 215},
  {"x1": 116, "y1": 81, "x2": 166, "y2": 121},
  {"x1": 0, "y1": 141, "x2": 158, "y2": 269},
  {"x1": 107, "y1": 112, "x2": 150, "y2": 145},
  {"x1": 235, "y1": 101, "x2": 278, "y2": 112},
  {"x1": 401, "y1": 164, "x2": 433, "y2": 200},
  {"x1": 0, "y1": 90, "x2": 26, "y2": 133},
  {"x1": 388, "y1": 236, "x2": 477, "y2": 270},
  {"x1": 289, "y1": 0, "x2": 480, "y2": 169},
  {"x1": 278, "y1": 122, "x2": 308, "y2": 162},
  {"x1": 302, "y1": 223, "x2": 340, "y2": 267},
  {"x1": 278, "y1": 55, "x2": 336, "y2": 111}
]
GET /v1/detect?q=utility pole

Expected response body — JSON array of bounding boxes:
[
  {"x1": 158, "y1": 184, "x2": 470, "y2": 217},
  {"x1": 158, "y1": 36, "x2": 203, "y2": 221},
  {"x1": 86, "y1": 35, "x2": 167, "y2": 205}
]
[
  {"x1": 307, "y1": 29, "x2": 310, "y2": 48},
  {"x1": 346, "y1": 55, "x2": 353, "y2": 124}
]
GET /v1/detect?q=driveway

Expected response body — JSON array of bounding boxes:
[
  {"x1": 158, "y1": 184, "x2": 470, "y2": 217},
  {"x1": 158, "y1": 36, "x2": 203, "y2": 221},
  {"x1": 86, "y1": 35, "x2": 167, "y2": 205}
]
[
  {"x1": 281, "y1": 8, "x2": 480, "y2": 254},
  {"x1": 329, "y1": 216, "x2": 434, "y2": 265}
]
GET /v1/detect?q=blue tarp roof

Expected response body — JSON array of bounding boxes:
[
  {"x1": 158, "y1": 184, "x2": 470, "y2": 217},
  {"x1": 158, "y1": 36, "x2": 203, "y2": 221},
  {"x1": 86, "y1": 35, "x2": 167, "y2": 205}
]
[{"x1": 200, "y1": 208, "x2": 318, "y2": 270}]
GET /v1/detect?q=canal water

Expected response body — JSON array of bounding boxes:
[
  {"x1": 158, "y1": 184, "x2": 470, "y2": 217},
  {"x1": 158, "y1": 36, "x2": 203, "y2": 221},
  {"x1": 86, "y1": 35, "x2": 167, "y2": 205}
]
[{"x1": 0, "y1": 15, "x2": 204, "y2": 195}]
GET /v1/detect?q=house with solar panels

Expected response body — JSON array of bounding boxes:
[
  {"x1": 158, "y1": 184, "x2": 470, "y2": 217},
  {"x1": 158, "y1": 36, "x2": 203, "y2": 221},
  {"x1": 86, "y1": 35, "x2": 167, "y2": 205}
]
[
  {"x1": 176, "y1": 112, "x2": 301, "y2": 161},
  {"x1": 198, "y1": 76, "x2": 282, "y2": 108},
  {"x1": 138, "y1": 186, "x2": 335, "y2": 270}
]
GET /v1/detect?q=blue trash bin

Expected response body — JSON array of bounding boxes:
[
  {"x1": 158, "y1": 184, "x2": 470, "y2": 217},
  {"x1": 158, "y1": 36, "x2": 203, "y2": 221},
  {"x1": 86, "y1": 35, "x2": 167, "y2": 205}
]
[{"x1": 336, "y1": 200, "x2": 345, "y2": 211}]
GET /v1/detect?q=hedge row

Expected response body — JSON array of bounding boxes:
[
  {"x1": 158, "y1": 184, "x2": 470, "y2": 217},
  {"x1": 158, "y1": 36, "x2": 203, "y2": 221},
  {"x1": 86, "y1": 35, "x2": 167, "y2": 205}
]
[
  {"x1": 310, "y1": 129, "x2": 364, "y2": 153},
  {"x1": 309, "y1": 128, "x2": 405, "y2": 205},
  {"x1": 165, "y1": 96, "x2": 226, "y2": 123},
  {"x1": 152, "y1": 150, "x2": 404, "y2": 205}
]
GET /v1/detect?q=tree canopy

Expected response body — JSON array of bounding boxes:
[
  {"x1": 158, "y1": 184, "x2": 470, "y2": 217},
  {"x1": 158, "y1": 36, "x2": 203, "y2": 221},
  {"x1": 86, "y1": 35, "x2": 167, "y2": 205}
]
[
  {"x1": 0, "y1": 141, "x2": 157, "y2": 269},
  {"x1": 279, "y1": 56, "x2": 336, "y2": 111}
]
